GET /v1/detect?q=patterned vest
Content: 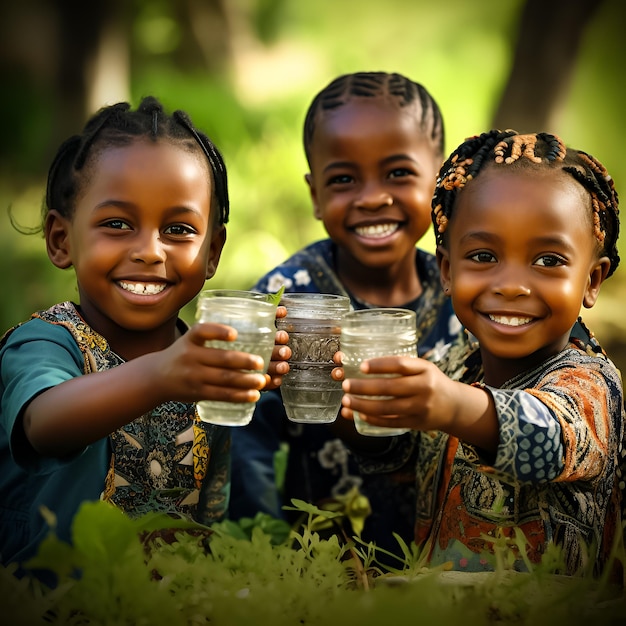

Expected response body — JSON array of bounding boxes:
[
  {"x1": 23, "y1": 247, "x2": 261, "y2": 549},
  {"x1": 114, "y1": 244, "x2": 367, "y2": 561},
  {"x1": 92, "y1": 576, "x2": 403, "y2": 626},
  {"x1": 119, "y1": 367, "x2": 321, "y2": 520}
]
[{"x1": 3, "y1": 302, "x2": 214, "y2": 519}]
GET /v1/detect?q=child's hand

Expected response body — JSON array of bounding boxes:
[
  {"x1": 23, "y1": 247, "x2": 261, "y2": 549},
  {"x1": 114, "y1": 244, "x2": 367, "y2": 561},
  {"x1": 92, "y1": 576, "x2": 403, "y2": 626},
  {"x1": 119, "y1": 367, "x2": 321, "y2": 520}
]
[
  {"x1": 340, "y1": 355, "x2": 453, "y2": 432},
  {"x1": 153, "y1": 322, "x2": 268, "y2": 405},
  {"x1": 340, "y1": 355, "x2": 498, "y2": 453},
  {"x1": 265, "y1": 305, "x2": 291, "y2": 390},
  {"x1": 331, "y1": 350, "x2": 345, "y2": 381}
]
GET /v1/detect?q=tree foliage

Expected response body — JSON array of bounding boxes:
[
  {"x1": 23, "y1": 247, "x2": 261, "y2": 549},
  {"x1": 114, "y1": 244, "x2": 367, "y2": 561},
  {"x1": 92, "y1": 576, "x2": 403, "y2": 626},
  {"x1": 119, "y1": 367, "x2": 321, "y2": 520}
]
[{"x1": 1, "y1": 0, "x2": 624, "y2": 368}]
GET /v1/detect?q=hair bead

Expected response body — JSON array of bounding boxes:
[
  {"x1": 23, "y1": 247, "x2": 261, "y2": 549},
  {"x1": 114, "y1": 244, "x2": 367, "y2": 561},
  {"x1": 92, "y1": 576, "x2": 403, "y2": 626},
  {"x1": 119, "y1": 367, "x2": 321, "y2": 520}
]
[{"x1": 431, "y1": 130, "x2": 620, "y2": 277}]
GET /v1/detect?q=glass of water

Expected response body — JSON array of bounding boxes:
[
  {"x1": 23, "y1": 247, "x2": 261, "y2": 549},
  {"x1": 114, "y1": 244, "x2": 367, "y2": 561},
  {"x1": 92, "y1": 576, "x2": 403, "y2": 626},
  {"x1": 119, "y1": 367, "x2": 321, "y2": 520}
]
[
  {"x1": 275, "y1": 293, "x2": 350, "y2": 423},
  {"x1": 340, "y1": 308, "x2": 417, "y2": 437},
  {"x1": 195, "y1": 289, "x2": 277, "y2": 426}
]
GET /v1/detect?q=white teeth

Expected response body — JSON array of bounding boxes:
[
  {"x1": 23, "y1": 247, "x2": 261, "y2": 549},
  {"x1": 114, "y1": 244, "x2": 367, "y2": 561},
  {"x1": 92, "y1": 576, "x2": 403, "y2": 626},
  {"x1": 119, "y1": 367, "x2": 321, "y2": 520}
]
[
  {"x1": 119, "y1": 281, "x2": 166, "y2": 295},
  {"x1": 354, "y1": 223, "x2": 399, "y2": 238},
  {"x1": 489, "y1": 315, "x2": 532, "y2": 327}
]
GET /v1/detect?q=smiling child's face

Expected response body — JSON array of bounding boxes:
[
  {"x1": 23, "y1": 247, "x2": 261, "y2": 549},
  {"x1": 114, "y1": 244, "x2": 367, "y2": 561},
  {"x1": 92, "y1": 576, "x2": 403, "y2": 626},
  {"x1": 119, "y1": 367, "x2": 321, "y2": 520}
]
[
  {"x1": 305, "y1": 97, "x2": 441, "y2": 274},
  {"x1": 46, "y1": 139, "x2": 226, "y2": 351},
  {"x1": 438, "y1": 166, "x2": 610, "y2": 382}
]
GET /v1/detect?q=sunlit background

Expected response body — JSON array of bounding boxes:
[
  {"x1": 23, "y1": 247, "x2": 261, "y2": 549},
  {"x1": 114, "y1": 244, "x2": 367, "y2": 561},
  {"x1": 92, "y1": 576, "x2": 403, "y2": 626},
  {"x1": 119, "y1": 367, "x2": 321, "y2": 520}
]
[{"x1": 1, "y1": 0, "x2": 624, "y2": 369}]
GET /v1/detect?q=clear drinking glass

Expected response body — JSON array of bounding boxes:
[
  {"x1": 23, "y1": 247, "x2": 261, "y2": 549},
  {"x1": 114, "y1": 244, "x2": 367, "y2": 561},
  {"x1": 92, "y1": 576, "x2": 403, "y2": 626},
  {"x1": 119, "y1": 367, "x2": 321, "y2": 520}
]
[
  {"x1": 340, "y1": 308, "x2": 417, "y2": 436},
  {"x1": 276, "y1": 293, "x2": 350, "y2": 423},
  {"x1": 195, "y1": 289, "x2": 278, "y2": 426}
]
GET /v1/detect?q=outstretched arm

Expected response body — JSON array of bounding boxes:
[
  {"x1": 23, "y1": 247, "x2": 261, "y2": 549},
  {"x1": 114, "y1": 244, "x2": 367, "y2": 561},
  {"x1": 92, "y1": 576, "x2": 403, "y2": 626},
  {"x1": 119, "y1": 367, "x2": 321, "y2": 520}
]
[
  {"x1": 340, "y1": 356, "x2": 500, "y2": 454},
  {"x1": 21, "y1": 322, "x2": 268, "y2": 457}
]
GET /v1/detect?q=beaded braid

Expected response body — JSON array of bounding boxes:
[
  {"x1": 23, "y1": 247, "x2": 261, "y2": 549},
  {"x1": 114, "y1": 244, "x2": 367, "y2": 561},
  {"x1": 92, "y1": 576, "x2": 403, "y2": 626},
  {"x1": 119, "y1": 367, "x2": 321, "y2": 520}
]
[
  {"x1": 432, "y1": 129, "x2": 620, "y2": 277},
  {"x1": 44, "y1": 96, "x2": 230, "y2": 226},
  {"x1": 302, "y1": 71, "x2": 445, "y2": 165}
]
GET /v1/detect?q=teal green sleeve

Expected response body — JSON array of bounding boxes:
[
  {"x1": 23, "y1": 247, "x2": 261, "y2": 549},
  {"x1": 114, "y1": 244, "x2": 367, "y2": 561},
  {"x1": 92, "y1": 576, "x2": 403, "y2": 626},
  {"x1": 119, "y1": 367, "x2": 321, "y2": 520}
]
[
  {"x1": 0, "y1": 318, "x2": 110, "y2": 569},
  {"x1": 0, "y1": 318, "x2": 85, "y2": 472}
]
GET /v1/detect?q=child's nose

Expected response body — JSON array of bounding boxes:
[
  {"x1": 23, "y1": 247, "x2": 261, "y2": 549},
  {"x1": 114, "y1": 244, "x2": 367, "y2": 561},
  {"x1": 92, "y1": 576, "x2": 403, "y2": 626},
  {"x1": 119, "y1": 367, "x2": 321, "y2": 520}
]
[
  {"x1": 354, "y1": 181, "x2": 392, "y2": 210},
  {"x1": 130, "y1": 231, "x2": 166, "y2": 264},
  {"x1": 492, "y1": 266, "x2": 531, "y2": 298}
]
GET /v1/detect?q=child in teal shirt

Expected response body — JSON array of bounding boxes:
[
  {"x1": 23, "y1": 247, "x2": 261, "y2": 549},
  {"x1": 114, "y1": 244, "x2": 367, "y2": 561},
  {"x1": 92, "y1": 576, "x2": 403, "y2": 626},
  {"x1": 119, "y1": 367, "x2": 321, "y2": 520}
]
[{"x1": 0, "y1": 97, "x2": 289, "y2": 579}]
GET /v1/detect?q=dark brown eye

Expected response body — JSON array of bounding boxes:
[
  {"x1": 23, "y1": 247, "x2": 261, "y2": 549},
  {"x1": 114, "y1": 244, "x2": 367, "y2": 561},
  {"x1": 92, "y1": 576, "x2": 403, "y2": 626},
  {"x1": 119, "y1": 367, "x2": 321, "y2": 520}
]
[
  {"x1": 103, "y1": 220, "x2": 130, "y2": 230},
  {"x1": 164, "y1": 224, "x2": 195, "y2": 236},
  {"x1": 535, "y1": 255, "x2": 563, "y2": 267},
  {"x1": 470, "y1": 251, "x2": 496, "y2": 264}
]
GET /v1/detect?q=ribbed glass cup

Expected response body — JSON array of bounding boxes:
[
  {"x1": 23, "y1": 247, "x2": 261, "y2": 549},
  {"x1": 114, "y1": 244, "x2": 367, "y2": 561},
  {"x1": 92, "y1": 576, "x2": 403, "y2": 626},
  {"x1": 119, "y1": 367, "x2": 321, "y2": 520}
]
[
  {"x1": 195, "y1": 289, "x2": 277, "y2": 426},
  {"x1": 340, "y1": 308, "x2": 417, "y2": 436},
  {"x1": 276, "y1": 293, "x2": 350, "y2": 423}
]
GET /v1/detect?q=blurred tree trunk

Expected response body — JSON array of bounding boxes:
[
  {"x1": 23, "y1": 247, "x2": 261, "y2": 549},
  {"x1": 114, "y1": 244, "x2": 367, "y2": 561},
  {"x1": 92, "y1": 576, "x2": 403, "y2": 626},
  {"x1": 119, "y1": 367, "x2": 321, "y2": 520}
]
[
  {"x1": 0, "y1": 0, "x2": 241, "y2": 174},
  {"x1": 85, "y1": 1, "x2": 131, "y2": 115},
  {"x1": 179, "y1": 0, "x2": 233, "y2": 72},
  {"x1": 491, "y1": 0, "x2": 606, "y2": 132},
  {"x1": 56, "y1": 0, "x2": 130, "y2": 124},
  {"x1": 0, "y1": 0, "x2": 129, "y2": 174}
]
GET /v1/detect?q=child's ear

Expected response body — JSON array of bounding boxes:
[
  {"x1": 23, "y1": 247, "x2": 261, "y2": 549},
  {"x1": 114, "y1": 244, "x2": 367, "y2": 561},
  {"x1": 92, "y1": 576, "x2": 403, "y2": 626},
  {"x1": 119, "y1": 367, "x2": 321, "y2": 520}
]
[
  {"x1": 582, "y1": 256, "x2": 611, "y2": 308},
  {"x1": 305, "y1": 173, "x2": 322, "y2": 220},
  {"x1": 205, "y1": 224, "x2": 227, "y2": 280},
  {"x1": 45, "y1": 210, "x2": 73, "y2": 269},
  {"x1": 436, "y1": 245, "x2": 451, "y2": 295}
]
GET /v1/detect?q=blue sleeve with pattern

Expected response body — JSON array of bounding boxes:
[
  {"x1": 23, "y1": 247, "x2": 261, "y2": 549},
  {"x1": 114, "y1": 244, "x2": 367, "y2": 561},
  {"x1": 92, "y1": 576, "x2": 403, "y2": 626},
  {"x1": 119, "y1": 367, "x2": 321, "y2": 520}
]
[{"x1": 487, "y1": 387, "x2": 565, "y2": 482}]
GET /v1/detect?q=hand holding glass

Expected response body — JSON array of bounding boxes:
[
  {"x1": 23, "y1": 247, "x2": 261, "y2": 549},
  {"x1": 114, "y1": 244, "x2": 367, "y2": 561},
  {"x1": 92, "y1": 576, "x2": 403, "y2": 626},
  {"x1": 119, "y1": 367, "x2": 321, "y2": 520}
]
[
  {"x1": 195, "y1": 289, "x2": 277, "y2": 426},
  {"x1": 340, "y1": 308, "x2": 417, "y2": 436}
]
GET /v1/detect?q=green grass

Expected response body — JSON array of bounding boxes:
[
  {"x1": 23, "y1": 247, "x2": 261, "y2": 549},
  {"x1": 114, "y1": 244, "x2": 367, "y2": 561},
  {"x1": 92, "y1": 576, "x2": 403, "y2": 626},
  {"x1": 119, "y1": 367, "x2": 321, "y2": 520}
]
[{"x1": 2, "y1": 500, "x2": 624, "y2": 626}]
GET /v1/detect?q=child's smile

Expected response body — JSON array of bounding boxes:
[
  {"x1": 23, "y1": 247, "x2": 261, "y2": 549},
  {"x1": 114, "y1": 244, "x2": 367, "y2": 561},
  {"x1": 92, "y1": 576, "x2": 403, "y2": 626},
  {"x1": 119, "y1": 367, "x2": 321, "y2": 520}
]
[
  {"x1": 352, "y1": 221, "x2": 401, "y2": 240},
  {"x1": 487, "y1": 314, "x2": 533, "y2": 327},
  {"x1": 118, "y1": 281, "x2": 167, "y2": 296}
]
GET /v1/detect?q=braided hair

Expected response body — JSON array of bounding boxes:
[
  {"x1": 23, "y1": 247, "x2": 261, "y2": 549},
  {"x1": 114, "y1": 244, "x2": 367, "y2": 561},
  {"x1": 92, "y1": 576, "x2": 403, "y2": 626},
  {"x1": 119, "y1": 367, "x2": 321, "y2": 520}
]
[
  {"x1": 302, "y1": 71, "x2": 445, "y2": 166},
  {"x1": 44, "y1": 96, "x2": 230, "y2": 226},
  {"x1": 432, "y1": 130, "x2": 620, "y2": 277}
]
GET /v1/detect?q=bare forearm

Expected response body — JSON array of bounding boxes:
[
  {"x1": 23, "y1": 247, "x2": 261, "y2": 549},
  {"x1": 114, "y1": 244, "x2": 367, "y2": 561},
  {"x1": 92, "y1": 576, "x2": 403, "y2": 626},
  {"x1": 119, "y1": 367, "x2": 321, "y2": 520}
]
[
  {"x1": 443, "y1": 382, "x2": 499, "y2": 454},
  {"x1": 23, "y1": 353, "x2": 165, "y2": 456}
]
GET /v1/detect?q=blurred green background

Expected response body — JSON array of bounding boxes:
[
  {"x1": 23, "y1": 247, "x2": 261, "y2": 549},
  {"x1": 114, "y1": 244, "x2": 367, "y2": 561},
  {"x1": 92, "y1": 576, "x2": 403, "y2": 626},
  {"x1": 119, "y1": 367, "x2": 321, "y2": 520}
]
[{"x1": 1, "y1": 0, "x2": 624, "y2": 371}]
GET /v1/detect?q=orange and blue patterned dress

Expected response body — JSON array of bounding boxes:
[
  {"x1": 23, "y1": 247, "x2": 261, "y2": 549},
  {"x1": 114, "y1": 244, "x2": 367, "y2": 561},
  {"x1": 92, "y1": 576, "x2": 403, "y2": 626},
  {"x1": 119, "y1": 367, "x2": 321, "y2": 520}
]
[{"x1": 355, "y1": 320, "x2": 624, "y2": 577}]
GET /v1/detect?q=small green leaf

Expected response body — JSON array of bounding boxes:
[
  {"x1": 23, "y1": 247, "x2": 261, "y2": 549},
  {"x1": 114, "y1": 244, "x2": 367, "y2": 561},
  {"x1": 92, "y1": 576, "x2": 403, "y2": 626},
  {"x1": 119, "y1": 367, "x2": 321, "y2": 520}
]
[
  {"x1": 25, "y1": 534, "x2": 79, "y2": 579},
  {"x1": 71, "y1": 501, "x2": 137, "y2": 565},
  {"x1": 283, "y1": 498, "x2": 343, "y2": 520},
  {"x1": 265, "y1": 285, "x2": 285, "y2": 306}
]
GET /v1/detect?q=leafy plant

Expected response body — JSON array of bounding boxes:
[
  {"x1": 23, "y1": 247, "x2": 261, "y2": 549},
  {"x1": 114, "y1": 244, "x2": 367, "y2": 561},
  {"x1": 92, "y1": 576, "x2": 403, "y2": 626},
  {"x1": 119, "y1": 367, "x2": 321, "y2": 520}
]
[{"x1": 1, "y1": 500, "x2": 625, "y2": 626}]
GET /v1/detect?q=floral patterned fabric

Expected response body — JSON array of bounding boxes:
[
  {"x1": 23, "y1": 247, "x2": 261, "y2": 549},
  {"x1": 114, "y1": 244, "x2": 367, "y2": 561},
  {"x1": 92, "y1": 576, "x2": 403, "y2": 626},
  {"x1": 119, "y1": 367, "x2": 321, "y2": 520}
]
[{"x1": 230, "y1": 239, "x2": 465, "y2": 560}]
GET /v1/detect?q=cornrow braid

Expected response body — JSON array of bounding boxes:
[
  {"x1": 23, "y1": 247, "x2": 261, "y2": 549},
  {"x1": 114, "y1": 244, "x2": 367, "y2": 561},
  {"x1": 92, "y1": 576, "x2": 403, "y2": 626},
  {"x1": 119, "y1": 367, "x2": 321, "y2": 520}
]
[
  {"x1": 432, "y1": 129, "x2": 620, "y2": 277},
  {"x1": 173, "y1": 110, "x2": 230, "y2": 224},
  {"x1": 302, "y1": 71, "x2": 445, "y2": 165},
  {"x1": 73, "y1": 102, "x2": 131, "y2": 170},
  {"x1": 44, "y1": 96, "x2": 230, "y2": 227}
]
